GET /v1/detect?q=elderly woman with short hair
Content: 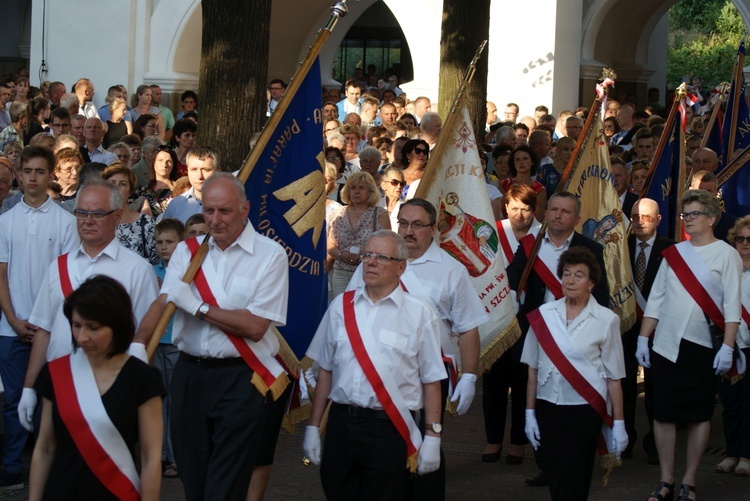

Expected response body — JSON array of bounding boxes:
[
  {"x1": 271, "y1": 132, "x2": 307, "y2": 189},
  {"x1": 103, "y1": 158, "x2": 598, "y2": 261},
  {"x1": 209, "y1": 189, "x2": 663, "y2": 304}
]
[
  {"x1": 638, "y1": 190, "x2": 743, "y2": 501},
  {"x1": 327, "y1": 171, "x2": 390, "y2": 298}
]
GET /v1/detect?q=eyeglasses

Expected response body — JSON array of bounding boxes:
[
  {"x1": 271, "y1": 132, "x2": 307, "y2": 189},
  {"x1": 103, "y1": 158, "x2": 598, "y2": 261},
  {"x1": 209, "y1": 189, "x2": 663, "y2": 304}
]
[
  {"x1": 361, "y1": 252, "x2": 404, "y2": 264},
  {"x1": 679, "y1": 211, "x2": 708, "y2": 221},
  {"x1": 414, "y1": 148, "x2": 428, "y2": 155},
  {"x1": 735, "y1": 236, "x2": 750, "y2": 244},
  {"x1": 397, "y1": 219, "x2": 433, "y2": 230},
  {"x1": 384, "y1": 179, "x2": 406, "y2": 187},
  {"x1": 51, "y1": 122, "x2": 70, "y2": 128},
  {"x1": 630, "y1": 214, "x2": 655, "y2": 223},
  {"x1": 57, "y1": 167, "x2": 78, "y2": 174},
  {"x1": 157, "y1": 145, "x2": 172, "y2": 152},
  {"x1": 73, "y1": 209, "x2": 117, "y2": 220}
]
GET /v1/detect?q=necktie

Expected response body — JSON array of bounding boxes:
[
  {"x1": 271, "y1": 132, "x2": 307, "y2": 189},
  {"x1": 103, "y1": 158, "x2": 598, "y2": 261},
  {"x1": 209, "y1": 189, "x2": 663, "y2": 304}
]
[{"x1": 634, "y1": 241, "x2": 648, "y2": 291}]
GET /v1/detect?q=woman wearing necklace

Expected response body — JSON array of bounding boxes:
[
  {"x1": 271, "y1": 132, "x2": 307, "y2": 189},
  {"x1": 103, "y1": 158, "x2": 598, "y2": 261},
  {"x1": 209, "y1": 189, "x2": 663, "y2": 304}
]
[{"x1": 521, "y1": 246, "x2": 627, "y2": 501}]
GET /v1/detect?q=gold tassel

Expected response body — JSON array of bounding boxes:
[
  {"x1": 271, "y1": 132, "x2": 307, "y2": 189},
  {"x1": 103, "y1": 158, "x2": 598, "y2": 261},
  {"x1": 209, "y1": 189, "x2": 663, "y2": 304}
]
[
  {"x1": 273, "y1": 327, "x2": 301, "y2": 376},
  {"x1": 281, "y1": 401, "x2": 311, "y2": 434},
  {"x1": 477, "y1": 320, "x2": 522, "y2": 375},
  {"x1": 406, "y1": 452, "x2": 418, "y2": 473},
  {"x1": 250, "y1": 371, "x2": 290, "y2": 401},
  {"x1": 598, "y1": 452, "x2": 622, "y2": 487}
]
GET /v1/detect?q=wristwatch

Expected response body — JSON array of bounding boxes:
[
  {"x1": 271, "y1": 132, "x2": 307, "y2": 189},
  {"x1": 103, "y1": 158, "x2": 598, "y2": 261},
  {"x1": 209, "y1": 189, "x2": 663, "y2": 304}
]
[
  {"x1": 428, "y1": 422, "x2": 442, "y2": 434},
  {"x1": 196, "y1": 302, "x2": 210, "y2": 320}
]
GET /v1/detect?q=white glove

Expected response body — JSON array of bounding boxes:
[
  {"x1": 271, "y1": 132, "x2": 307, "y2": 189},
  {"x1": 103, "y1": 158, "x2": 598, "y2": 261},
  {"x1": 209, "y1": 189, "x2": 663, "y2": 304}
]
[
  {"x1": 450, "y1": 373, "x2": 477, "y2": 415},
  {"x1": 714, "y1": 343, "x2": 734, "y2": 375},
  {"x1": 303, "y1": 425, "x2": 322, "y2": 465},
  {"x1": 417, "y1": 434, "x2": 441, "y2": 475},
  {"x1": 524, "y1": 409, "x2": 540, "y2": 450},
  {"x1": 127, "y1": 342, "x2": 148, "y2": 363},
  {"x1": 636, "y1": 336, "x2": 651, "y2": 368},
  {"x1": 167, "y1": 281, "x2": 203, "y2": 316},
  {"x1": 612, "y1": 419, "x2": 628, "y2": 459},
  {"x1": 18, "y1": 388, "x2": 37, "y2": 432}
]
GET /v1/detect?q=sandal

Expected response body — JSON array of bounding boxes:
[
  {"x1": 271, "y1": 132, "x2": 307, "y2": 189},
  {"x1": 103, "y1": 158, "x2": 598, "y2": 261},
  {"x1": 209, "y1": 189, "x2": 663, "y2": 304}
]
[
  {"x1": 646, "y1": 480, "x2": 675, "y2": 501},
  {"x1": 735, "y1": 459, "x2": 750, "y2": 477},
  {"x1": 676, "y1": 484, "x2": 695, "y2": 501},
  {"x1": 162, "y1": 462, "x2": 179, "y2": 478},
  {"x1": 715, "y1": 458, "x2": 738, "y2": 473}
]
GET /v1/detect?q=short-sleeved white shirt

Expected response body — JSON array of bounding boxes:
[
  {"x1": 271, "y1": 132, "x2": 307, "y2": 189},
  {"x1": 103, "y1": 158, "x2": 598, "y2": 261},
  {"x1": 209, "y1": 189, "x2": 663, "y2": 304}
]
[
  {"x1": 521, "y1": 295, "x2": 625, "y2": 405},
  {"x1": 0, "y1": 197, "x2": 79, "y2": 337},
  {"x1": 348, "y1": 241, "x2": 488, "y2": 356},
  {"x1": 29, "y1": 239, "x2": 159, "y2": 360},
  {"x1": 161, "y1": 222, "x2": 289, "y2": 358},
  {"x1": 307, "y1": 284, "x2": 447, "y2": 410}
]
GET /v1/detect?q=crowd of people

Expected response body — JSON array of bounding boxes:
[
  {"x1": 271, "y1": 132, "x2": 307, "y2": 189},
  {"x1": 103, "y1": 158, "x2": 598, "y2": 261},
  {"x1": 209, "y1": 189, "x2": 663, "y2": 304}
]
[{"x1": 0, "y1": 61, "x2": 746, "y2": 501}]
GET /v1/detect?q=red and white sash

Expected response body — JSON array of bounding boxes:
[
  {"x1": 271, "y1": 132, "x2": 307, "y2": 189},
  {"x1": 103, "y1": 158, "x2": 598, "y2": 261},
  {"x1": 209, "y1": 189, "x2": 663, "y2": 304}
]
[
  {"x1": 342, "y1": 290, "x2": 423, "y2": 472},
  {"x1": 527, "y1": 307, "x2": 615, "y2": 455},
  {"x1": 497, "y1": 219, "x2": 542, "y2": 267},
  {"x1": 57, "y1": 253, "x2": 77, "y2": 298},
  {"x1": 48, "y1": 351, "x2": 140, "y2": 501},
  {"x1": 399, "y1": 276, "x2": 458, "y2": 392},
  {"x1": 185, "y1": 238, "x2": 289, "y2": 399},
  {"x1": 634, "y1": 283, "x2": 647, "y2": 323},
  {"x1": 520, "y1": 234, "x2": 563, "y2": 299},
  {"x1": 49, "y1": 253, "x2": 81, "y2": 359}
]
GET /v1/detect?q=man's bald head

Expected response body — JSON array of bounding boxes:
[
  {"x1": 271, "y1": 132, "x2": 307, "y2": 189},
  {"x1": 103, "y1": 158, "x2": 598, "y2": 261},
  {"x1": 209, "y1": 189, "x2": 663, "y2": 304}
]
[
  {"x1": 691, "y1": 148, "x2": 718, "y2": 173},
  {"x1": 631, "y1": 197, "x2": 661, "y2": 241}
]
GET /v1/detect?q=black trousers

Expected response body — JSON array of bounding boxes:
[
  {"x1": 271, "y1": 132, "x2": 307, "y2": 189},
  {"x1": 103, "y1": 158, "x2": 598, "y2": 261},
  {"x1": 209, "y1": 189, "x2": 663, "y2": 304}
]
[
  {"x1": 321, "y1": 403, "x2": 410, "y2": 501},
  {"x1": 536, "y1": 400, "x2": 602, "y2": 501},
  {"x1": 407, "y1": 374, "x2": 449, "y2": 501},
  {"x1": 482, "y1": 342, "x2": 529, "y2": 446},
  {"x1": 621, "y1": 324, "x2": 657, "y2": 456},
  {"x1": 171, "y1": 357, "x2": 268, "y2": 501},
  {"x1": 719, "y1": 347, "x2": 750, "y2": 458}
]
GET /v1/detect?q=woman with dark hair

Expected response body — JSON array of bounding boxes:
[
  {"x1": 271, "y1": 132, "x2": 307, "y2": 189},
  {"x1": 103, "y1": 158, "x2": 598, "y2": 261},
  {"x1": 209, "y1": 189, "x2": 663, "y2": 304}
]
[
  {"x1": 29, "y1": 276, "x2": 164, "y2": 501},
  {"x1": 401, "y1": 138, "x2": 429, "y2": 199},
  {"x1": 130, "y1": 85, "x2": 164, "y2": 139},
  {"x1": 24, "y1": 97, "x2": 50, "y2": 144},
  {"x1": 502, "y1": 145, "x2": 547, "y2": 222},
  {"x1": 135, "y1": 146, "x2": 179, "y2": 216},
  {"x1": 603, "y1": 116, "x2": 621, "y2": 145},
  {"x1": 522, "y1": 246, "x2": 627, "y2": 500},
  {"x1": 176, "y1": 90, "x2": 197, "y2": 121},
  {"x1": 482, "y1": 184, "x2": 542, "y2": 464},
  {"x1": 638, "y1": 190, "x2": 743, "y2": 501},
  {"x1": 170, "y1": 119, "x2": 197, "y2": 177},
  {"x1": 491, "y1": 144, "x2": 513, "y2": 186},
  {"x1": 714, "y1": 216, "x2": 750, "y2": 476},
  {"x1": 133, "y1": 114, "x2": 159, "y2": 140}
]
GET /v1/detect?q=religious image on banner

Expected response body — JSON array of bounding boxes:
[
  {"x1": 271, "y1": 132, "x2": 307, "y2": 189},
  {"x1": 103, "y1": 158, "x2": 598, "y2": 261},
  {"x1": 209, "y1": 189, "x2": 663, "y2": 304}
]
[
  {"x1": 566, "y1": 109, "x2": 636, "y2": 332},
  {"x1": 415, "y1": 106, "x2": 520, "y2": 372}
]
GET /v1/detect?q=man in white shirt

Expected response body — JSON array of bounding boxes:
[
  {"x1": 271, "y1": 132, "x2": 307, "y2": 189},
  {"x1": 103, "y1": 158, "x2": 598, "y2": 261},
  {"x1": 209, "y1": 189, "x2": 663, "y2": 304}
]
[
  {"x1": 0, "y1": 147, "x2": 79, "y2": 492},
  {"x1": 136, "y1": 172, "x2": 289, "y2": 501},
  {"x1": 162, "y1": 146, "x2": 220, "y2": 223},
  {"x1": 72, "y1": 78, "x2": 99, "y2": 119},
  {"x1": 305, "y1": 230, "x2": 446, "y2": 500}
]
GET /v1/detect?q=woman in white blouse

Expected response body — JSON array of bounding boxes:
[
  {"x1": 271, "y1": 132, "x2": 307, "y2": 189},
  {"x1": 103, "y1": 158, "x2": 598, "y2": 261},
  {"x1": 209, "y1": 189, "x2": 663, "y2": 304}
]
[
  {"x1": 714, "y1": 216, "x2": 750, "y2": 477},
  {"x1": 522, "y1": 246, "x2": 626, "y2": 500},
  {"x1": 637, "y1": 190, "x2": 742, "y2": 501}
]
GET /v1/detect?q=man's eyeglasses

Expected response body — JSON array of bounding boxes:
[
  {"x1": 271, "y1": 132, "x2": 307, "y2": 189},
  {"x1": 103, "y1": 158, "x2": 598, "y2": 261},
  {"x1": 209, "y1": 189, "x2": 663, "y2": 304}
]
[
  {"x1": 73, "y1": 209, "x2": 117, "y2": 221},
  {"x1": 385, "y1": 179, "x2": 406, "y2": 187},
  {"x1": 679, "y1": 211, "x2": 708, "y2": 221},
  {"x1": 397, "y1": 219, "x2": 433, "y2": 230},
  {"x1": 630, "y1": 214, "x2": 655, "y2": 223},
  {"x1": 414, "y1": 148, "x2": 428, "y2": 155},
  {"x1": 361, "y1": 252, "x2": 404, "y2": 264}
]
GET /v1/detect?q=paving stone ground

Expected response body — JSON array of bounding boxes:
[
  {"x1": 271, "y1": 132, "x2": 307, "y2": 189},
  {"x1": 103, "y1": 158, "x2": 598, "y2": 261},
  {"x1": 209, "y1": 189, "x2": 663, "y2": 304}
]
[{"x1": 2, "y1": 379, "x2": 749, "y2": 500}]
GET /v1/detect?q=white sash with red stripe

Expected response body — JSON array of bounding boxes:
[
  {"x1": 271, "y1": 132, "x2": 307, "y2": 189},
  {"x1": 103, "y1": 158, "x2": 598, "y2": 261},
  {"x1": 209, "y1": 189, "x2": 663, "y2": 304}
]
[
  {"x1": 49, "y1": 351, "x2": 140, "y2": 500},
  {"x1": 398, "y1": 274, "x2": 458, "y2": 392},
  {"x1": 342, "y1": 290, "x2": 423, "y2": 472},
  {"x1": 527, "y1": 306, "x2": 615, "y2": 455},
  {"x1": 520, "y1": 234, "x2": 563, "y2": 299},
  {"x1": 49, "y1": 253, "x2": 81, "y2": 359},
  {"x1": 185, "y1": 239, "x2": 288, "y2": 399},
  {"x1": 497, "y1": 219, "x2": 541, "y2": 267}
]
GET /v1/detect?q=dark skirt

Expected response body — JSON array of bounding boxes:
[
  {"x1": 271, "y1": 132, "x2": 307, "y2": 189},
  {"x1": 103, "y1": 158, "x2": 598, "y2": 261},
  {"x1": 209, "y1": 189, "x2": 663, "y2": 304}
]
[{"x1": 652, "y1": 339, "x2": 715, "y2": 423}]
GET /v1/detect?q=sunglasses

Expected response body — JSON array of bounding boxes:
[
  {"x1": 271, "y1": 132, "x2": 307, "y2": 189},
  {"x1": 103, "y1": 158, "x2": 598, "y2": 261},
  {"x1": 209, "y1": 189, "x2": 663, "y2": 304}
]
[
  {"x1": 736, "y1": 236, "x2": 750, "y2": 244},
  {"x1": 384, "y1": 179, "x2": 406, "y2": 187},
  {"x1": 414, "y1": 147, "x2": 428, "y2": 155}
]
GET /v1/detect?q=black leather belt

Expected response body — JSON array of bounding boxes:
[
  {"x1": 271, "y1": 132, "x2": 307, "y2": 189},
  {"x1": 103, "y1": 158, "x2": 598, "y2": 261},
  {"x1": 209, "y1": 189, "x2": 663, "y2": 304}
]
[
  {"x1": 333, "y1": 402, "x2": 413, "y2": 420},
  {"x1": 179, "y1": 352, "x2": 245, "y2": 367}
]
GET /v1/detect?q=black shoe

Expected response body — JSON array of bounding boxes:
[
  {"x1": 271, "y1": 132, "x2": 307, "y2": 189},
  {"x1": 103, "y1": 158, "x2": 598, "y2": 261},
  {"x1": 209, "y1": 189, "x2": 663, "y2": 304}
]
[
  {"x1": 481, "y1": 451, "x2": 501, "y2": 463},
  {"x1": 525, "y1": 470, "x2": 548, "y2": 487},
  {"x1": 0, "y1": 472, "x2": 24, "y2": 493}
]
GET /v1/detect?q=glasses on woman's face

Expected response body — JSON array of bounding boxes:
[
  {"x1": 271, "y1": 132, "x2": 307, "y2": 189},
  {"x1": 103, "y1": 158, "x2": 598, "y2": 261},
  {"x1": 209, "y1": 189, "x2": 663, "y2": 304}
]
[
  {"x1": 414, "y1": 147, "x2": 428, "y2": 155},
  {"x1": 679, "y1": 210, "x2": 708, "y2": 221},
  {"x1": 735, "y1": 236, "x2": 750, "y2": 244},
  {"x1": 384, "y1": 179, "x2": 406, "y2": 187}
]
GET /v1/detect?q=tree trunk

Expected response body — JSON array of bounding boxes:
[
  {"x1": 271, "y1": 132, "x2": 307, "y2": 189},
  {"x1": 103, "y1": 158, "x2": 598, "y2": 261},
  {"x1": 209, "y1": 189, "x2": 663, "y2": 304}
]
[
  {"x1": 438, "y1": 0, "x2": 490, "y2": 142},
  {"x1": 198, "y1": 0, "x2": 271, "y2": 171}
]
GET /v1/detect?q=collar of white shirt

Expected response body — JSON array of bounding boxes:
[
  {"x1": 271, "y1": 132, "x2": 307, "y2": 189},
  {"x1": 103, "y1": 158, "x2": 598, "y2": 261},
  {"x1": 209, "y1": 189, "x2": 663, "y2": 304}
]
[
  {"x1": 74, "y1": 237, "x2": 121, "y2": 262},
  {"x1": 544, "y1": 231, "x2": 575, "y2": 250},
  {"x1": 409, "y1": 240, "x2": 442, "y2": 265},
  {"x1": 206, "y1": 221, "x2": 256, "y2": 254},
  {"x1": 19, "y1": 195, "x2": 54, "y2": 214},
  {"x1": 354, "y1": 281, "x2": 406, "y2": 308}
]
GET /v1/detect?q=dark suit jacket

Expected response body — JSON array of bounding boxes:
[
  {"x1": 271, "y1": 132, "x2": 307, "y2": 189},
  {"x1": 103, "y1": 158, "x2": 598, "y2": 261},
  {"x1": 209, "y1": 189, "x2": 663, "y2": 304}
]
[
  {"x1": 507, "y1": 231, "x2": 610, "y2": 334},
  {"x1": 628, "y1": 233, "x2": 675, "y2": 300},
  {"x1": 714, "y1": 211, "x2": 738, "y2": 244},
  {"x1": 621, "y1": 192, "x2": 638, "y2": 220}
]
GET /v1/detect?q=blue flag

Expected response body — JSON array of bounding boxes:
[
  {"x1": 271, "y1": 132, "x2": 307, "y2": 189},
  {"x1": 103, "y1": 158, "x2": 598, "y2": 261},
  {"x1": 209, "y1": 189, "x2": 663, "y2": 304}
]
[
  {"x1": 646, "y1": 113, "x2": 682, "y2": 239},
  {"x1": 247, "y1": 58, "x2": 327, "y2": 359},
  {"x1": 719, "y1": 41, "x2": 750, "y2": 217}
]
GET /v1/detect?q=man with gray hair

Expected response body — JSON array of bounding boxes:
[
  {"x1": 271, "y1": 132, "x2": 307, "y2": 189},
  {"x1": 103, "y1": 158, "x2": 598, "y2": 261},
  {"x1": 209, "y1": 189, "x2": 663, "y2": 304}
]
[
  {"x1": 358, "y1": 146, "x2": 382, "y2": 185},
  {"x1": 132, "y1": 135, "x2": 163, "y2": 189},
  {"x1": 59, "y1": 93, "x2": 80, "y2": 117},
  {"x1": 0, "y1": 102, "x2": 26, "y2": 151},
  {"x1": 565, "y1": 115, "x2": 584, "y2": 141},
  {"x1": 82, "y1": 117, "x2": 117, "y2": 165},
  {"x1": 136, "y1": 172, "x2": 289, "y2": 500},
  {"x1": 420, "y1": 112, "x2": 442, "y2": 150},
  {"x1": 17, "y1": 180, "x2": 159, "y2": 432},
  {"x1": 304, "y1": 229, "x2": 446, "y2": 499},
  {"x1": 48, "y1": 81, "x2": 66, "y2": 109}
]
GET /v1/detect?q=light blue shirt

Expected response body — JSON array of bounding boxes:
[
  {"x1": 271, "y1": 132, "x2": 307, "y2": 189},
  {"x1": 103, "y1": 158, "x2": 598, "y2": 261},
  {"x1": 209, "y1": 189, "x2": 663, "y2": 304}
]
[{"x1": 162, "y1": 187, "x2": 202, "y2": 223}]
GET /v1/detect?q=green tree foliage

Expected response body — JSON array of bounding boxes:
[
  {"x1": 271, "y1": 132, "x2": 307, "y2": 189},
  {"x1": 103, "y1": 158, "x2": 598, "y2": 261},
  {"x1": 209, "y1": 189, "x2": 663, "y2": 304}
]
[{"x1": 667, "y1": 1, "x2": 745, "y2": 89}]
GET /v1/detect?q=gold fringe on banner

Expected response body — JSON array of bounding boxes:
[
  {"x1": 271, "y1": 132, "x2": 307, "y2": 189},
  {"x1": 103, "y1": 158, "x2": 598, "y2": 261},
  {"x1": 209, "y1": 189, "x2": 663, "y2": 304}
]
[
  {"x1": 477, "y1": 319, "x2": 522, "y2": 375},
  {"x1": 599, "y1": 452, "x2": 622, "y2": 487},
  {"x1": 251, "y1": 371, "x2": 290, "y2": 402}
]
